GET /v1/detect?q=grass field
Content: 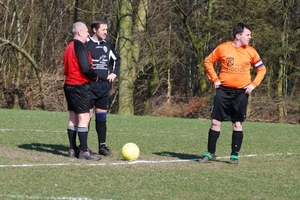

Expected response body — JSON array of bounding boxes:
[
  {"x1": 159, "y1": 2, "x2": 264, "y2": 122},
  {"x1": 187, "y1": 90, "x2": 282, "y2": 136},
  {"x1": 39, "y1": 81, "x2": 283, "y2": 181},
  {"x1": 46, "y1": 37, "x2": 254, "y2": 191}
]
[{"x1": 0, "y1": 108, "x2": 299, "y2": 200}]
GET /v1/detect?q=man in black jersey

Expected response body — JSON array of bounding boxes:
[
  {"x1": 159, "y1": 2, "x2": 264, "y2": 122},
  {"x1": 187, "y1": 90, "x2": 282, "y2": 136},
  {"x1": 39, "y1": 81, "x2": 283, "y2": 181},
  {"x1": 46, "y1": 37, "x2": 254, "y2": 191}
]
[{"x1": 86, "y1": 18, "x2": 120, "y2": 156}]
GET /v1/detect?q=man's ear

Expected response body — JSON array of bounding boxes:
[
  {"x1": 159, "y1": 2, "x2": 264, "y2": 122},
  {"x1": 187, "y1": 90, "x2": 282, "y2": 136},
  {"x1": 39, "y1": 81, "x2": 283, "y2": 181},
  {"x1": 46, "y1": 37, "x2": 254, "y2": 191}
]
[{"x1": 77, "y1": 30, "x2": 82, "y2": 36}]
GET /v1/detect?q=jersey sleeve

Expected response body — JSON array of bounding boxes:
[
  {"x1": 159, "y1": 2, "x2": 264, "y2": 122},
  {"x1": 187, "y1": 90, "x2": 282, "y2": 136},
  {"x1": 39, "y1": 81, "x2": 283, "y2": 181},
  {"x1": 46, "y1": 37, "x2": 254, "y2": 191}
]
[
  {"x1": 109, "y1": 43, "x2": 121, "y2": 76},
  {"x1": 251, "y1": 51, "x2": 267, "y2": 87},
  {"x1": 204, "y1": 46, "x2": 221, "y2": 83},
  {"x1": 74, "y1": 40, "x2": 98, "y2": 81}
]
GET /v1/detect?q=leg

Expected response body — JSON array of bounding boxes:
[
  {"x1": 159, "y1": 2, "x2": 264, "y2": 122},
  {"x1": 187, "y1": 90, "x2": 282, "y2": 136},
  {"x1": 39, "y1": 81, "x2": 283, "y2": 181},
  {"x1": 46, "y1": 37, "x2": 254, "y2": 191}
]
[
  {"x1": 229, "y1": 92, "x2": 248, "y2": 164},
  {"x1": 77, "y1": 112, "x2": 91, "y2": 152},
  {"x1": 77, "y1": 112, "x2": 101, "y2": 160},
  {"x1": 95, "y1": 108, "x2": 112, "y2": 156},
  {"x1": 95, "y1": 108, "x2": 107, "y2": 147},
  {"x1": 207, "y1": 119, "x2": 222, "y2": 154},
  {"x1": 66, "y1": 83, "x2": 100, "y2": 161},
  {"x1": 67, "y1": 111, "x2": 79, "y2": 157},
  {"x1": 199, "y1": 88, "x2": 227, "y2": 163},
  {"x1": 64, "y1": 85, "x2": 79, "y2": 157},
  {"x1": 230, "y1": 122, "x2": 244, "y2": 164},
  {"x1": 207, "y1": 88, "x2": 226, "y2": 154},
  {"x1": 199, "y1": 119, "x2": 221, "y2": 163},
  {"x1": 88, "y1": 107, "x2": 94, "y2": 131}
]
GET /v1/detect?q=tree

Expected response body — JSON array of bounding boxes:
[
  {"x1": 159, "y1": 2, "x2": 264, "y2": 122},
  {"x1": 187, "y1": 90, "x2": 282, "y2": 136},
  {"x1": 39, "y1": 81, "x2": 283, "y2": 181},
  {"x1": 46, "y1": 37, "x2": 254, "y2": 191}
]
[
  {"x1": 171, "y1": 0, "x2": 214, "y2": 95},
  {"x1": 277, "y1": 0, "x2": 298, "y2": 123},
  {"x1": 118, "y1": 0, "x2": 134, "y2": 115},
  {"x1": 0, "y1": 0, "x2": 78, "y2": 109},
  {"x1": 0, "y1": 0, "x2": 299, "y2": 123},
  {"x1": 0, "y1": 0, "x2": 46, "y2": 109}
]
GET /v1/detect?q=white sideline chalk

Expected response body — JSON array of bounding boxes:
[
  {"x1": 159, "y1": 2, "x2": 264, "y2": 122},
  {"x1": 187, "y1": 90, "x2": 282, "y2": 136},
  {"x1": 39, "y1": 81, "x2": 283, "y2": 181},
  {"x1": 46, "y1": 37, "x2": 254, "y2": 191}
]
[{"x1": 0, "y1": 152, "x2": 295, "y2": 168}]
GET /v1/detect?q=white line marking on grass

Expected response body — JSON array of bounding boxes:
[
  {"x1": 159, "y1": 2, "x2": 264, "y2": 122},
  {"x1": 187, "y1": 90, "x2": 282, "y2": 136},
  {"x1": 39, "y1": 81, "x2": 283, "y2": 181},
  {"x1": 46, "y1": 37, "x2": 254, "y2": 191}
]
[
  {"x1": 0, "y1": 194, "x2": 95, "y2": 200},
  {"x1": 0, "y1": 152, "x2": 295, "y2": 168},
  {"x1": 0, "y1": 194, "x2": 113, "y2": 200},
  {"x1": 0, "y1": 128, "x2": 64, "y2": 133}
]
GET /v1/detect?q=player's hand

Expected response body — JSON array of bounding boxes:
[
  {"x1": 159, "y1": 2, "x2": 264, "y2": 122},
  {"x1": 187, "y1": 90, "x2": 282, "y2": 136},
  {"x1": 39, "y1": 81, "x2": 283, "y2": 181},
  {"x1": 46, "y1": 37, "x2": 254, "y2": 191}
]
[
  {"x1": 107, "y1": 73, "x2": 117, "y2": 82},
  {"x1": 244, "y1": 84, "x2": 255, "y2": 94},
  {"x1": 214, "y1": 81, "x2": 221, "y2": 88}
]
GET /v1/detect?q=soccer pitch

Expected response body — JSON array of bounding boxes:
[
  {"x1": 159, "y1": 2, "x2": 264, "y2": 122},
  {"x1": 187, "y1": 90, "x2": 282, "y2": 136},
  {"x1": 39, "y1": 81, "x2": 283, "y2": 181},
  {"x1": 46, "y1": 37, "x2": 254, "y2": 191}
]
[{"x1": 0, "y1": 109, "x2": 299, "y2": 200}]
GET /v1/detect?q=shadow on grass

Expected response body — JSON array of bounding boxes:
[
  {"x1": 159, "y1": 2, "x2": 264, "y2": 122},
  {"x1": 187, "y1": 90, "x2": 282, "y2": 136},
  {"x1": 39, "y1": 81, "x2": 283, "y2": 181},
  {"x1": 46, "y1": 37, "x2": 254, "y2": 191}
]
[
  {"x1": 153, "y1": 151, "x2": 233, "y2": 164},
  {"x1": 18, "y1": 143, "x2": 68, "y2": 157},
  {"x1": 153, "y1": 151, "x2": 199, "y2": 161}
]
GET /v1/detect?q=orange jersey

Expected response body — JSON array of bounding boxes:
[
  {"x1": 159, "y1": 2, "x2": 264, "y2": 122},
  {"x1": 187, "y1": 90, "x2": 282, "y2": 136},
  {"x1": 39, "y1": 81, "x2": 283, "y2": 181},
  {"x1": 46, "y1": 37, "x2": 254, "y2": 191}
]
[{"x1": 204, "y1": 41, "x2": 266, "y2": 88}]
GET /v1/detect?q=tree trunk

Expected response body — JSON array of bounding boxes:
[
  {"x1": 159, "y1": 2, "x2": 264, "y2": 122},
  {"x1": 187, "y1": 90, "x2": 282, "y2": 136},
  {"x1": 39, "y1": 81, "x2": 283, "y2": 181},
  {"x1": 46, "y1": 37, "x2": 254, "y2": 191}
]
[
  {"x1": 132, "y1": 0, "x2": 147, "y2": 79},
  {"x1": 277, "y1": 0, "x2": 291, "y2": 123},
  {"x1": 278, "y1": 57, "x2": 286, "y2": 123},
  {"x1": 132, "y1": 0, "x2": 152, "y2": 114},
  {"x1": 167, "y1": 23, "x2": 171, "y2": 104},
  {"x1": 12, "y1": 0, "x2": 21, "y2": 109},
  {"x1": 118, "y1": 0, "x2": 134, "y2": 115},
  {"x1": 198, "y1": 0, "x2": 213, "y2": 95}
]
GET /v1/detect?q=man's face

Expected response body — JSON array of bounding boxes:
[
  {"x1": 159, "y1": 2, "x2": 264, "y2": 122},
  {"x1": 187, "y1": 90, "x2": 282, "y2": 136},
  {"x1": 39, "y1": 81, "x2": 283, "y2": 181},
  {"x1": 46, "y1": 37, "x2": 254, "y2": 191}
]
[
  {"x1": 94, "y1": 24, "x2": 108, "y2": 40},
  {"x1": 238, "y1": 28, "x2": 252, "y2": 46},
  {"x1": 77, "y1": 24, "x2": 90, "y2": 42},
  {"x1": 82, "y1": 25, "x2": 90, "y2": 40}
]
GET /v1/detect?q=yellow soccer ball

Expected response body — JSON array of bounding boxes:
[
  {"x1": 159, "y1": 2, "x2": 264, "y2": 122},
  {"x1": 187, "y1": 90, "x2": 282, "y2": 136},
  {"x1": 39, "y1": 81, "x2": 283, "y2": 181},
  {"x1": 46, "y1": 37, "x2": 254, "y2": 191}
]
[{"x1": 121, "y1": 143, "x2": 140, "y2": 161}]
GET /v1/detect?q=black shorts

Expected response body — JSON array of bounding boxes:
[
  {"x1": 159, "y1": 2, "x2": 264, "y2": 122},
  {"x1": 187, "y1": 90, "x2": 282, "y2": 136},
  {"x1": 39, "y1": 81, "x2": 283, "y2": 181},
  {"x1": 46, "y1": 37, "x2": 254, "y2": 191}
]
[
  {"x1": 64, "y1": 83, "x2": 91, "y2": 114},
  {"x1": 89, "y1": 81, "x2": 110, "y2": 110},
  {"x1": 211, "y1": 86, "x2": 249, "y2": 122}
]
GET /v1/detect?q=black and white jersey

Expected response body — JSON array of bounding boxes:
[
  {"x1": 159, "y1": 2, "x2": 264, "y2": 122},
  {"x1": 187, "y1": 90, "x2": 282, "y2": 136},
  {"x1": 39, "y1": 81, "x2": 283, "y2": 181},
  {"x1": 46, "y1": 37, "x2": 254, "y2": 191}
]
[{"x1": 86, "y1": 36, "x2": 120, "y2": 81}]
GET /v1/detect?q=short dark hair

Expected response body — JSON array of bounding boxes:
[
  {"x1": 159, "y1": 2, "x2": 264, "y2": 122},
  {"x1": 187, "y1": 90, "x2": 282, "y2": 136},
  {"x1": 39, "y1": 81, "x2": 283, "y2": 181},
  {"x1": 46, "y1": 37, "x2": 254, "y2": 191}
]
[
  {"x1": 233, "y1": 22, "x2": 252, "y2": 38},
  {"x1": 91, "y1": 18, "x2": 108, "y2": 30}
]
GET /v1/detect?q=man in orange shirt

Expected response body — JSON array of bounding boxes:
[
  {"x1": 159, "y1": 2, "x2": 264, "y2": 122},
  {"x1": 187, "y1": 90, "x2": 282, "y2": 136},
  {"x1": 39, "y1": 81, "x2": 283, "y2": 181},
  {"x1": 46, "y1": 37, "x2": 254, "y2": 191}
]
[{"x1": 199, "y1": 22, "x2": 266, "y2": 164}]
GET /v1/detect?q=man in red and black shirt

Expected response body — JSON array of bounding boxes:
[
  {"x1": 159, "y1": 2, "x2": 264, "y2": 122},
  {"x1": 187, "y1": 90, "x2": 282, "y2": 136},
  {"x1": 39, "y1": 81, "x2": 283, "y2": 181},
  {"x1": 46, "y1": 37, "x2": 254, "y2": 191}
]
[{"x1": 63, "y1": 22, "x2": 100, "y2": 161}]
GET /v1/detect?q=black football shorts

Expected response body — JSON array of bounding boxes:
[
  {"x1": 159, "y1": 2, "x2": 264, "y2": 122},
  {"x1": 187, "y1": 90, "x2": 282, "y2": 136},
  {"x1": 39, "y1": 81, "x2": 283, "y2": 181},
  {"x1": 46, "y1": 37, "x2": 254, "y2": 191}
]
[
  {"x1": 211, "y1": 86, "x2": 249, "y2": 122},
  {"x1": 89, "y1": 81, "x2": 110, "y2": 110},
  {"x1": 64, "y1": 83, "x2": 91, "y2": 114}
]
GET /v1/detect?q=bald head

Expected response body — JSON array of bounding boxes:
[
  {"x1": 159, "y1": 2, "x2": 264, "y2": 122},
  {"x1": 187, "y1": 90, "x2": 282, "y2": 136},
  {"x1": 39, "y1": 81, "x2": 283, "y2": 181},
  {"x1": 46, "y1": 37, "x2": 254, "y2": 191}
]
[{"x1": 72, "y1": 22, "x2": 89, "y2": 43}]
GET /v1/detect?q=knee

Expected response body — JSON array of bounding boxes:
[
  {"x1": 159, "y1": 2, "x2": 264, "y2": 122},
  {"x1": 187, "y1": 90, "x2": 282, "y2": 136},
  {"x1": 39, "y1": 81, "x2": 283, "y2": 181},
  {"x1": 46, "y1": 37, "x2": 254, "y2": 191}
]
[
  {"x1": 232, "y1": 122, "x2": 243, "y2": 131},
  {"x1": 95, "y1": 112, "x2": 107, "y2": 122},
  {"x1": 211, "y1": 119, "x2": 221, "y2": 131}
]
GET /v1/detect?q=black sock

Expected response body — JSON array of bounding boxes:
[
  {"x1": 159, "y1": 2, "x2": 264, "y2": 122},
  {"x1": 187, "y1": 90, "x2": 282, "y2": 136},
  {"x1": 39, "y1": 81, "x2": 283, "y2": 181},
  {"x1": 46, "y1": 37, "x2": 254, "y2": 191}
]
[
  {"x1": 96, "y1": 121, "x2": 107, "y2": 148},
  {"x1": 231, "y1": 131, "x2": 244, "y2": 156},
  {"x1": 78, "y1": 127, "x2": 88, "y2": 152},
  {"x1": 67, "y1": 126, "x2": 77, "y2": 149},
  {"x1": 207, "y1": 129, "x2": 220, "y2": 154}
]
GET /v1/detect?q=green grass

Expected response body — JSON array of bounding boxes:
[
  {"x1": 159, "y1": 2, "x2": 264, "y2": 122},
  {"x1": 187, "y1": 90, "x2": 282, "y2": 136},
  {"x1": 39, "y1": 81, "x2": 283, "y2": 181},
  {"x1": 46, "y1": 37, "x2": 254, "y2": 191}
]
[{"x1": 0, "y1": 108, "x2": 299, "y2": 200}]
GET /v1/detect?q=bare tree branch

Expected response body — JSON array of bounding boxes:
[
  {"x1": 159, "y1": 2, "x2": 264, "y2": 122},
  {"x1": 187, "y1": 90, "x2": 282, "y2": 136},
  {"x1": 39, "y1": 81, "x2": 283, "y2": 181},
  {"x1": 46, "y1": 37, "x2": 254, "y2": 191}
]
[
  {"x1": 0, "y1": 37, "x2": 40, "y2": 72},
  {"x1": 0, "y1": 0, "x2": 8, "y2": 9}
]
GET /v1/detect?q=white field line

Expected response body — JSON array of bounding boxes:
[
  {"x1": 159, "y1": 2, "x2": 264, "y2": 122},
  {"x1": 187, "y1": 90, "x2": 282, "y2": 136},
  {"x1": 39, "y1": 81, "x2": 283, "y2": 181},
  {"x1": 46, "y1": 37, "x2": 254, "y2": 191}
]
[
  {"x1": 0, "y1": 153, "x2": 295, "y2": 200},
  {"x1": 0, "y1": 194, "x2": 113, "y2": 200},
  {"x1": 0, "y1": 128, "x2": 64, "y2": 133},
  {"x1": 0, "y1": 194, "x2": 97, "y2": 200},
  {"x1": 0, "y1": 152, "x2": 295, "y2": 168}
]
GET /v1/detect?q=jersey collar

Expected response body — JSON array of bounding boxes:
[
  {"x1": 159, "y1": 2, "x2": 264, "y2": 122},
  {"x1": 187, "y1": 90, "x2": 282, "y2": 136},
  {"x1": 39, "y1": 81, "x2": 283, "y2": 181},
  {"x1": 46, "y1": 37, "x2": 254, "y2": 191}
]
[{"x1": 88, "y1": 35, "x2": 106, "y2": 45}]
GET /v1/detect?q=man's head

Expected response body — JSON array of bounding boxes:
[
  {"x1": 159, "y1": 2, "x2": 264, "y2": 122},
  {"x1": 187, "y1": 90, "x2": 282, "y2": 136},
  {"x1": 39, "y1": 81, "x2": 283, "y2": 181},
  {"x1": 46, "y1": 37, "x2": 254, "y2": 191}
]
[
  {"x1": 233, "y1": 22, "x2": 252, "y2": 46},
  {"x1": 72, "y1": 22, "x2": 89, "y2": 43},
  {"x1": 91, "y1": 18, "x2": 108, "y2": 41}
]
